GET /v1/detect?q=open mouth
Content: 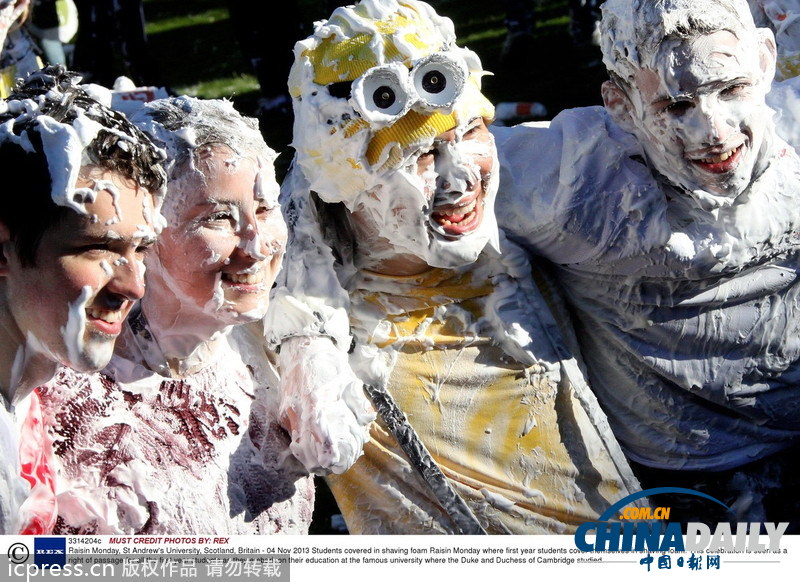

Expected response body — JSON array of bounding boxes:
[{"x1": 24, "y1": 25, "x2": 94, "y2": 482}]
[
  {"x1": 690, "y1": 144, "x2": 744, "y2": 174},
  {"x1": 430, "y1": 193, "x2": 484, "y2": 236},
  {"x1": 86, "y1": 306, "x2": 126, "y2": 335},
  {"x1": 222, "y1": 268, "x2": 268, "y2": 290}
]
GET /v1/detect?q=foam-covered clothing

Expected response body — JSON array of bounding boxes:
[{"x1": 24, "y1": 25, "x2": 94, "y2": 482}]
[
  {"x1": 2, "y1": 392, "x2": 54, "y2": 535},
  {"x1": 0, "y1": 398, "x2": 23, "y2": 534},
  {"x1": 493, "y1": 106, "x2": 800, "y2": 472},
  {"x1": 0, "y1": 390, "x2": 58, "y2": 535},
  {"x1": 325, "y1": 241, "x2": 641, "y2": 534},
  {"x1": 38, "y1": 314, "x2": 314, "y2": 534},
  {"x1": 17, "y1": 390, "x2": 57, "y2": 534},
  {"x1": 748, "y1": 0, "x2": 800, "y2": 81},
  {"x1": 0, "y1": 27, "x2": 43, "y2": 98},
  {"x1": 767, "y1": 74, "x2": 800, "y2": 150}
]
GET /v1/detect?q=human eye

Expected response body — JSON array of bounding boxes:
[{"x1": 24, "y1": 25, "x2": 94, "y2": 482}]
[
  {"x1": 462, "y1": 117, "x2": 484, "y2": 138},
  {"x1": 135, "y1": 240, "x2": 155, "y2": 257},
  {"x1": 206, "y1": 210, "x2": 233, "y2": 221},
  {"x1": 202, "y1": 208, "x2": 236, "y2": 228},
  {"x1": 75, "y1": 242, "x2": 112, "y2": 257},
  {"x1": 662, "y1": 99, "x2": 693, "y2": 116},
  {"x1": 720, "y1": 81, "x2": 750, "y2": 98},
  {"x1": 255, "y1": 202, "x2": 278, "y2": 220}
]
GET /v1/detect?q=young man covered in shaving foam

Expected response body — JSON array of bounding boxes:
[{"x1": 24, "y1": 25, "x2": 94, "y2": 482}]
[
  {"x1": 493, "y1": 0, "x2": 800, "y2": 528},
  {"x1": 38, "y1": 96, "x2": 315, "y2": 534},
  {"x1": 0, "y1": 64, "x2": 166, "y2": 534},
  {"x1": 265, "y1": 0, "x2": 642, "y2": 534}
]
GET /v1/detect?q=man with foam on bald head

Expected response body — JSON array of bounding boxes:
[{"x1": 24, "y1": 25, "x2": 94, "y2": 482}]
[
  {"x1": 266, "y1": 0, "x2": 642, "y2": 534},
  {"x1": 494, "y1": 0, "x2": 800, "y2": 527}
]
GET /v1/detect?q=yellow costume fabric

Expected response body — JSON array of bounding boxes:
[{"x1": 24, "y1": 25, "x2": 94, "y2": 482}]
[{"x1": 327, "y1": 254, "x2": 638, "y2": 534}]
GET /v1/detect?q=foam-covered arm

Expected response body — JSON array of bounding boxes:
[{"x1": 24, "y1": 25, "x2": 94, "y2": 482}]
[
  {"x1": 264, "y1": 165, "x2": 353, "y2": 349},
  {"x1": 277, "y1": 334, "x2": 375, "y2": 475},
  {"x1": 0, "y1": 1, "x2": 28, "y2": 49},
  {"x1": 265, "y1": 164, "x2": 374, "y2": 474}
]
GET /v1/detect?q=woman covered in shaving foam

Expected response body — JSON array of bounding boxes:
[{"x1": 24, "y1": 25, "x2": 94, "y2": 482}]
[
  {"x1": 268, "y1": 0, "x2": 642, "y2": 534},
  {"x1": 38, "y1": 97, "x2": 315, "y2": 534}
]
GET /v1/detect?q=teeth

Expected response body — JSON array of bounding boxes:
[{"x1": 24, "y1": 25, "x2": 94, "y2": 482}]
[
  {"x1": 224, "y1": 270, "x2": 266, "y2": 285},
  {"x1": 86, "y1": 308, "x2": 124, "y2": 323},
  {"x1": 700, "y1": 146, "x2": 738, "y2": 164},
  {"x1": 433, "y1": 199, "x2": 477, "y2": 224}
]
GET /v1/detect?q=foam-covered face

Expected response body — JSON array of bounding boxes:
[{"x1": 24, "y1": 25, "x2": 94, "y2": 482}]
[
  {"x1": 3, "y1": 169, "x2": 155, "y2": 372},
  {"x1": 147, "y1": 147, "x2": 286, "y2": 327},
  {"x1": 289, "y1": 0, "x2": 495, "y2": 208},
  {"x1": 625, "y1": 29, "x2": 776, "y2": 200},
  {"x1": 289, "y1": 0, "x2": 498, "y2": 270},
  {"x1": 348, "y1": 116, "x2": 499, "y2": 271}
]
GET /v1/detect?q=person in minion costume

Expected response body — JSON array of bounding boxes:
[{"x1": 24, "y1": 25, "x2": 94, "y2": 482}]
[
  {"x1": 0, "y1": 1, "x2": 43, "y2": 98},
  {"x1": 266, "y1": 0, "x2": 643, "y2": 534}
]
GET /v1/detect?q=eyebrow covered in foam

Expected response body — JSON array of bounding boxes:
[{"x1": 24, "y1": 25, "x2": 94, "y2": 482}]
[{"x1": 71, "y1": 226, "x2": 157, "y2": 252}]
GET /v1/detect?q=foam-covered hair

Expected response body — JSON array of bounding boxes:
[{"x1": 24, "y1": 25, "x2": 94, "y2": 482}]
[
  {"x1": 130, "y1": 95, "x2": 276, "y2": 180},
  {"x1": 600, "y1": 0, "x2": 757, "y2": 87},
  {"x1": 0, "y1": 64, "x2": 167, "y2": 200},
  {"x1": 0, "y1": 65, "x2": 166, "y2": 265}
]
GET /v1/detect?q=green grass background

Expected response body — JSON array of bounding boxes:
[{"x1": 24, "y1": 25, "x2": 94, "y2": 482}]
[{"x1": 141, "y1": 0, "x2": 607, "y2": 178}]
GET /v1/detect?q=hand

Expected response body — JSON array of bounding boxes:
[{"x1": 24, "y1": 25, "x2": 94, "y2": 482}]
[
  {"x1": 0, "y1": 1, "x2": 29, "y2": 45},
  {"x1": 0, "y1": 0, "x2": 29, "y2": 27},
  {"x1": 277, "y1": 335, "x2": 375, "y2": 475}
]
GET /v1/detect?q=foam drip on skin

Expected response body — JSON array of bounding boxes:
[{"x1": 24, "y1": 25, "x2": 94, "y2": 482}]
[
  {"x1": 99, "y1": 260, "x2": 113, "y2": 278},
  {"x1": 4, "y1": 333, "x2": 60, "y2": 408},
  {"x1": 348, "y1": 120, "x2": 500, "y2": 271},
  {"x1": 35, "y1": 114, "x2": 108, "y2": 215},
  {"x1": 139, "y1": 151, "x2": 284, "y2": 375},
  {"x1": 604, "y1": 2, "x2": 775, "y2": 208},
  {"x1": 140, "y1": 188, "x2": 167, "y2": 233},
  {"x1": 61, "y1": 286, "x2": 114, "y2": 371},
  {"x1": 204, "y1": 272, "x2": 226, "y2": 313}
]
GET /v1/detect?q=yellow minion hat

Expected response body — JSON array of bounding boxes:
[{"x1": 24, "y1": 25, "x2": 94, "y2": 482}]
[{"x1": 291, "y1": 0, "x2": 494, "y2": 174}]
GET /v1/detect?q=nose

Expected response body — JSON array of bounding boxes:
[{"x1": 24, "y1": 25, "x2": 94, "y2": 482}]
[
  {"x1": 234, "y1": 210, "x2": 268, "y2": 261},
  {"x1": 434, "y1": 143, "x2": 477, "y2": 196},
  {"x1": 104, "y1": 256, "x2": 146, "y2": 303},
  {"x1": 694, "y1": 97, "x2": 734, "y2": 146}
]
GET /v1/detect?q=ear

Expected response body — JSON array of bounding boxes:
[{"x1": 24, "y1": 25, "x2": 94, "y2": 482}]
[
  {"x1": 0, "y1": 220, "x2": 10, "y2": 277},
  {"x1": 601, "y1": 80, "x2": 639, "y2": 134},
  {"x1": 757, "y1": 28, "x2": 778, "y2": 85}
]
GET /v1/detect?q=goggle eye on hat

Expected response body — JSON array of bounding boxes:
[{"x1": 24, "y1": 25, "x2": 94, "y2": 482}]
[{"x1": 350, "y1": 52, "x2": 469, "y2": 128}]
